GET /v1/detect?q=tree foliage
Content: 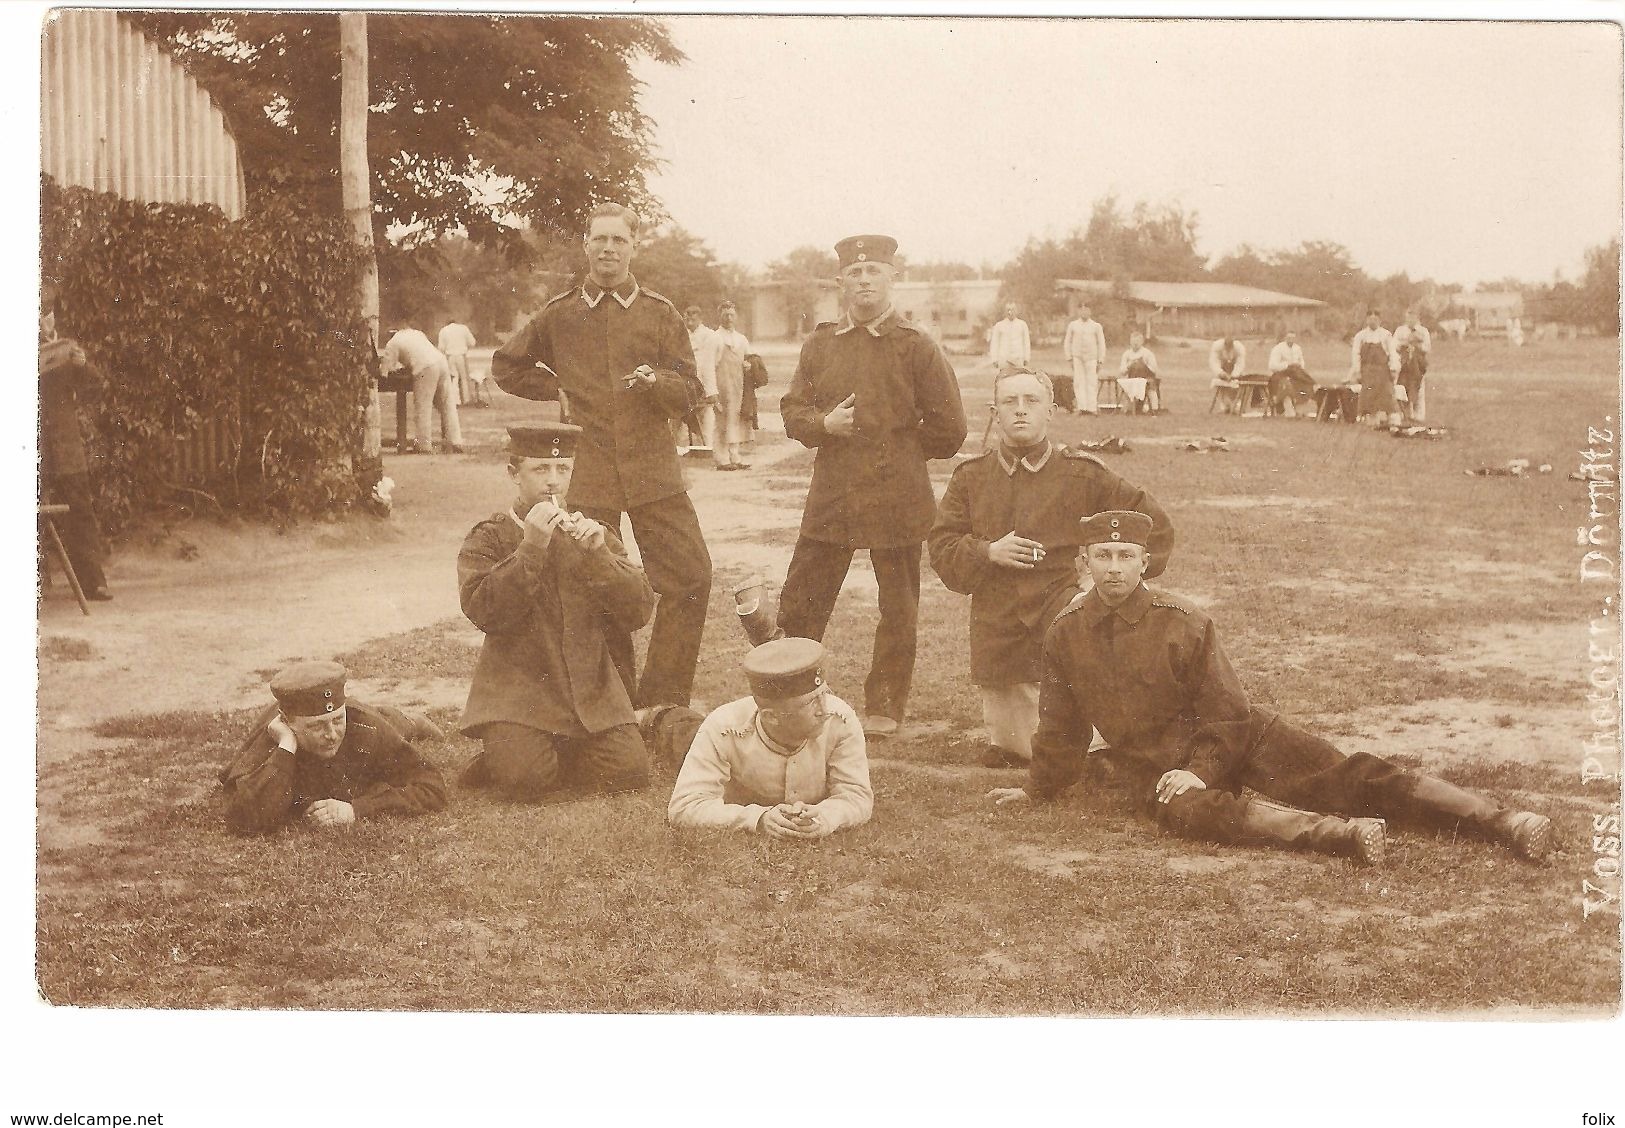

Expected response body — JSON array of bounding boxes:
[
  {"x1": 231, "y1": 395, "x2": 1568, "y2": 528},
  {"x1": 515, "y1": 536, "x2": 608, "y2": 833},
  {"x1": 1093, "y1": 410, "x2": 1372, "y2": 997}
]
[
  {"x1": 768, "y1": 245, "x2": 840, "y2": 337},
  {"x1": 41, "y1": 179, "x2": 373, "y2": 531},
  {"x1": 131, "y1": 12, "x2": 682, "y2": 255},
  {"x1": 629, "y1": 226, "x2": 740, "y2": 314}
]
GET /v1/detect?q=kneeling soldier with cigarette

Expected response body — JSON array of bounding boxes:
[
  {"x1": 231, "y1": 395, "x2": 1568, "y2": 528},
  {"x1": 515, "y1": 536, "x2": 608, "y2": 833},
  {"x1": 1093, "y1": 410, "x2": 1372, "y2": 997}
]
[
  {"x1": 457, "y1": 424, "x2": 656, "y2": 802},
  {"x1": 989, "y1": 511, "x2": 1554, "y2": 865}
]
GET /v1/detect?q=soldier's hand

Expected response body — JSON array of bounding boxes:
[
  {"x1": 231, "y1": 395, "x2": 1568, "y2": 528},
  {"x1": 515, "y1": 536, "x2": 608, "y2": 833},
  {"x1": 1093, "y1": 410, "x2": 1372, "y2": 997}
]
[
  {"x1": 988, "y1": 532, "x2": 1045, "y2": 570},
  {"x1": 1156, "y1": 769, "x2": 1207, "y2": 804},
  {"x1": 570, "y1": 514, "x2": 607, "y2": 552},
  {"x1": 760, "y1": 804, "x2": 819, "y2": 840},
  {"x1": 988, "y1": 787, "x2": 1030, "y2": 806},
  {"x1": 623, "y1": 364, "x2": 656, "y2": 390},
  {"x1": 306, "y1": 798, "x2": 356, "y2": 827},
  {"x1": 523, "y1": 500, "x2": 567, "y2": 547},
  {"x1": 824, "y1": 393, "x2": 857, "y2": 437}
]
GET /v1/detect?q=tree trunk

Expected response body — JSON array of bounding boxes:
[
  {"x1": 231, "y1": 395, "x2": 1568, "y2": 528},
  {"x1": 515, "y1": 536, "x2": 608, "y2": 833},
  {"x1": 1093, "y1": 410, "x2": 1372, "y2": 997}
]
[{"x1": 340, "y1": 12, "x2": 383, "y2": 465}]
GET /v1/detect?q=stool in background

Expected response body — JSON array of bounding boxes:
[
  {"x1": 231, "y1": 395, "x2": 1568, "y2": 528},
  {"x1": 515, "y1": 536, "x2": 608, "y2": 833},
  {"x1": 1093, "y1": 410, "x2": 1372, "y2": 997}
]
[{"x1": 39, "y1": 503, "x2": 90, "y2": 616}]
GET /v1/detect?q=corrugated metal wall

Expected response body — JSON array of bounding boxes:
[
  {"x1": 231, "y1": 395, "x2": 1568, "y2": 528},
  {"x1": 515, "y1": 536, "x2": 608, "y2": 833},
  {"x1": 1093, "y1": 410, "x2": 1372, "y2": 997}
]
[{"x1": 41, "y1": 8, "x2": 245, "y2": 219}]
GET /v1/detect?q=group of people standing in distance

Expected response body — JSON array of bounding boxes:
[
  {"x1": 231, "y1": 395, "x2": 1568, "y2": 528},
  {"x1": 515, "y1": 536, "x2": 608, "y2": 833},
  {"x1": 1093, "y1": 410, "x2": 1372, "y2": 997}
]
[
  {"x1": 377, "y1": 316, "x2": 488, "y2": 456},
  {"x1": 219, "y1": 204, "x2": 1551, "y2": 874}
]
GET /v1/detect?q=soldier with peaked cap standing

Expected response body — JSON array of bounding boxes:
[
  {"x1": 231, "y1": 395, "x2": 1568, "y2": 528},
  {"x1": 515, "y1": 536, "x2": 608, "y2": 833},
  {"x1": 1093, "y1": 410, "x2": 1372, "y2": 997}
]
[
  {"x1": 457, "y1": 423, "x2": 656, "y2": 802},
  {"x1": 929, "y1": 368, "x2": 1174, "y2": 768},
  {"x1": 667, "y1": 637, "x2": 873, "y2": 838},
  {"x1": 490, "y1": 202, "x2": 710, "y2": 709},
  {"x1": 218, "y1": 661, "x2": 448, "y2": 835},
  {"x1": 990, "y1": 512, "x2": 1554, "y2": 866},
  {"x1": 775, "y1": 234, "x2": 969, "y2": 740}
]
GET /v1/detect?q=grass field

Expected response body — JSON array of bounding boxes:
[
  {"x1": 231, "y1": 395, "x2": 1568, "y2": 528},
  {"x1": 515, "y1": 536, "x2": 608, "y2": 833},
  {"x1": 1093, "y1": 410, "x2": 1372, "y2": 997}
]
[{"x1": 35, "y1": 333, "x2": 1623, "y2": 1016}]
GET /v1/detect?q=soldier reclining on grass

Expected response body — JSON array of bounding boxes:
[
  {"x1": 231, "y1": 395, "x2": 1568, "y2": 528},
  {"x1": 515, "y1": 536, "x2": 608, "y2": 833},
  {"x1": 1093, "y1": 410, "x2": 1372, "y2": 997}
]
[
  {"x1": 988, "y1": 511, "x2": 1553, "y2": 865},
  {"x1": 666, "y1": 637, "x2": 873, "y2": 839},
  {"x1": 220, "y1": 660, "x2": 448, "y2": 834}
]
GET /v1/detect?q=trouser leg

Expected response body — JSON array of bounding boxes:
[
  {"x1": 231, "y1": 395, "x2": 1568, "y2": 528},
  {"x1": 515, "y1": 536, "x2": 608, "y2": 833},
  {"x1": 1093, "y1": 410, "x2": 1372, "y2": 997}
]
[
  {"x1": 622, "y1": 493, "x2": 712, "y2": 708},
  {"x1": 431, "y1": 361, "x2": 462, "y2": 447},
  {"x1": 573, "y1": 507, "x2": 639, "y2": 703},
  {"x1": 567, "y1": 723, "x2": 651, "y2": 794},
  {"x1": 777, "y1": 537, "x2": 853, "y2": 643},
  {"x1": 372, "y1": 705, "x2": 443, "y2": 743},
  {"x1": 638, "y1": 704, "x2": 705, "y2": 773},
  {"x1": 411, "y1": 366, "x2": 438, "y2": 447},
  {"x1": 46, "y1": 472, "x2": 107, "y2": 592},
  {"x1": 981, "y1": 682, "x2": 1040, "y2": 760},
  {"x1": 1073, "y1": 359, "x2": 1098, "y2": 412},
  {"x1": 478, "y1": 723, "x2": 563, "y2": 800},
  {"x1": 449, "y1": 354, "x2": 470, "y2": 403},
  {"x1": 867, "y1": 543, "x2": 922, "y2": 721},
  {"x1": 715, "y1": 373, "x2": 743, "y2": 465},
  {"x1": 1154, "y1": 787, "x2": 1386, "y2": 864}
]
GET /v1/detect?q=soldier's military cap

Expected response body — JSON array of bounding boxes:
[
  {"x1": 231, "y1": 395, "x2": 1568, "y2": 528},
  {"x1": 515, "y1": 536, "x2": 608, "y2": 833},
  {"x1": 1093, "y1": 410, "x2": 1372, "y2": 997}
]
[
  {"x1": 1079, "y1": 510, "x2": 1154, "y2": 548},
  {"x1": 835, "y1": 234, "x2": 898, "y2": 270},
  {"x1": 507, "y1": 423, "x2": 581, "y2": 460},
  {"x1": 271, "y1": 660, "x2": 348, "y2": 716},
  {"x1": 743, "y1": 637, "x2": 826, "y2": 700}
]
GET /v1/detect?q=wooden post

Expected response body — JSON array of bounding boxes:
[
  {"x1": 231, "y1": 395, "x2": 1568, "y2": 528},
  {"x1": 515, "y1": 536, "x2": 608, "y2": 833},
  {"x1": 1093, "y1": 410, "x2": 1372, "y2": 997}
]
[{"x1": 340, "y1": 12, "x2": 382, "y2": 463}]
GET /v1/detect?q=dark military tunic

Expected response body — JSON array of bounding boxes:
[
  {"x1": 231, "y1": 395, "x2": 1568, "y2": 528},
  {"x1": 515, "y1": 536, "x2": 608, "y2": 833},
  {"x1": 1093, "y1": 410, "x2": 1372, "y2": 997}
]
[
  {"x1": 1030, "y1": 583, "x2": 1265, "y2": 800},
  {"x1": 780, "y1": 310, "x2": 968, "y2": 548},
  {"x1": 219, "y1": 702, "x2": 448, "y2": 835},
  {"x1": 928, "y1": 441, "x2": 1175, "y2": 686},
  {"x1": 490, "y1": 278, "x2": 698, "y2": 512},
  {"x1": 458, "y1": 511, "x2": 656, "y2": 738}
]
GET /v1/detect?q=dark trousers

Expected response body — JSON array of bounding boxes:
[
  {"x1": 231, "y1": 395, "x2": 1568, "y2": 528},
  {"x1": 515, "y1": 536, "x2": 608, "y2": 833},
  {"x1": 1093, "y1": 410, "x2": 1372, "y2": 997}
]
[
  {"x1": 42, "y1": 472, "x2": 107, "y2": 593},
  {"x1": 578, "y1": 491, "x2": 712, "y2": 708},
  {"x1": 479, "y1": 722, "x2": 649, "y2": 801},
  {"x1": 1051, "y1": 374, "x2": 1077, "y2": 411},
  {"x1": 778, "y1": 537, "x2": 921, "y2": 721},
  {"x1": 1268, "y1": 367, "x2": 1316, "y2": 413},
  {"x1": 1150, "y1": 711, "x2": 1498, "y2": 843}
]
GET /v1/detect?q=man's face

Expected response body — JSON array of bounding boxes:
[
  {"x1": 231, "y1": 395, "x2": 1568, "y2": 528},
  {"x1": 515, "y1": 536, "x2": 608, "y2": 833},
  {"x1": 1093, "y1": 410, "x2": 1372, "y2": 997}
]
[
  {"x1": 1366, "y1": 313, "x2": 1381, "y2": 330},
  {"x1": 288, "y1": 708, "x2": 348, "y2": 760},
  {"x1": 583, "y1": 215, "x2": 637, "y2": 288},
  {"x1": 720, "y1": 306, "x2": 737, "y2": 330},
  {"x1": 840, "y1": 261, "x2": 894, "y2": 321},
  {"x1": 508, "y1": 456, "x2": 574, "y2": 510},
  {"x1": 1130, "y1": 333, "x2": 1145, "y2": 349},
  {"x1": 1078, "y1": 306, "x2": 1092, "y2": 320},
  {"x1": 1004, "y1": 303, "x2": 1017, "y2": 320},
  {"x1": 994, "y1": 371, "x2": 1053, "y2": 447},
  {"x1": 756, "y1": 689, "x2": 829, "y2": 746},
  {"x1": 1406, "y1": 312, "x2": 1420, "y2": 328},
  {"x1": 1083, "y1": 543, "x2": 1148, "y2": 604},
  {"x1": 685, "y1": 309, "x2": 703, "y2": 331},
  {"x1": 1285, "y1": 332, "x2": 1297, "y2": 346}
]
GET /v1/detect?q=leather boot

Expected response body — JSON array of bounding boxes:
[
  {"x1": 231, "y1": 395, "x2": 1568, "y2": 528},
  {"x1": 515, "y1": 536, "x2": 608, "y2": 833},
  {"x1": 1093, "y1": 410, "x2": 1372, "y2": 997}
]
[
  {"x1": 1406, "y1": 776, "x2": 1553, "y2": 862},
  {"x1": 733, "y1": 579, "x2": 784, "y2": 647},
  {"x1": 1238, "y1": 798, "x2": 1386, "y2": 865}
]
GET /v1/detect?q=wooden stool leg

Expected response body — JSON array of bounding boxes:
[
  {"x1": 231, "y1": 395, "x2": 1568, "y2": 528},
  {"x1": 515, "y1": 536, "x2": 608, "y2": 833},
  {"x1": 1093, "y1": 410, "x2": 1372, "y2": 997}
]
[{"x1": 45, "y1": 516, "x2": 91, "y2": 616}]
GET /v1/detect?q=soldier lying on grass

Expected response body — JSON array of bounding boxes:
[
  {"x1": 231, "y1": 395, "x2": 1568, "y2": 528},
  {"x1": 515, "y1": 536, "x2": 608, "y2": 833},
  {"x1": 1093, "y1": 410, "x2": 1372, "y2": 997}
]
[
  {"x1": 989, "y1": 511, "x2": 1553, "y2": 865},
  {"x1": 667, "y1": 637, "x2": 873, "y2": 839},
  {"x1": 220, "y1": 660, "x2": 448, "y2": 834}
]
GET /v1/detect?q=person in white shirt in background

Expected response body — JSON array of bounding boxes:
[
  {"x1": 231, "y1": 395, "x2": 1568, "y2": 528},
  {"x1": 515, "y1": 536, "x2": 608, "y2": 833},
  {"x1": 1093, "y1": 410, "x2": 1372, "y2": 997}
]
[
  {"x1": 438, "y1": 320, "x2": 480, "y2": 406},
  {"x1": 1118, "y1": 331, "x2": 1161, "y2": 414},
  {"x1": 683, "y1": 304, "x2": 719, "y2": 456},
  {"x1": 988, "y1": 302, "x2": 1031, "y2": 373},
  {"x1": 712, "y1": 300, "x2": 752, "y2": 471},
  {"x1": 1392, "y1": 310, "x2": 1432, "y2": 423},
  {"x1": 667, "y1": 637, "x2": 873, "y2": 837},
  {"x1": 1267, "y1": 330, "x2": 1316, "y2": 417},
  {"x1": 382, "y1": 323, "x2": 463, "y2": 454},
  {"x1": 1062, "y1": 304, "x2": 1107, "y2": 414},
  {"x1": 1349, "y1": 310, "x2": 1401, "y2": 430},
  {"x1": 1208, "y1": 333, "x2": 1246, "y2": 414}
]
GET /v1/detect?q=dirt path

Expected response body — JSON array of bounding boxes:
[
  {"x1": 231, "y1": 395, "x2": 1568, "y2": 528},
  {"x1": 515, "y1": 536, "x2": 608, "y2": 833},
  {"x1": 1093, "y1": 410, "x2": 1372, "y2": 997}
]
[{"x1": 36, "y1": 405, "x2": 815, "y2": 764}]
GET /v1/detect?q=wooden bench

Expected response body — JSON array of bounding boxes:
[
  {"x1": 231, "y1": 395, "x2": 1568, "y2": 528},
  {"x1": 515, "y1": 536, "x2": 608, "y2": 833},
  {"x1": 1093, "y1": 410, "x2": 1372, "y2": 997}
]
[
  {"x1": 380, "y1": 372, "x2": 414, "y2": 453},
  {"x1": 39, "y1": 503, "x2": 90, "y2": 615}
]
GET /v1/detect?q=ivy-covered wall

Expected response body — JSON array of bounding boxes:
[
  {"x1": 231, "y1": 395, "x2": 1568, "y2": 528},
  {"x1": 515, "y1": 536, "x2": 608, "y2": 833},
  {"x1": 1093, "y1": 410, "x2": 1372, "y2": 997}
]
[{"x1": 40, "y1": 178, "x2": 374, "y2": 533}]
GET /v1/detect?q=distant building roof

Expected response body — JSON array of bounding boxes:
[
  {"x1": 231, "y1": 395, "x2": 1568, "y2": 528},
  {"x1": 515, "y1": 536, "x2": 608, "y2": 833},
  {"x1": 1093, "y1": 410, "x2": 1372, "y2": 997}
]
[{"x1": 1056, "y1": 279, "x2": 1325, "y2": 309}]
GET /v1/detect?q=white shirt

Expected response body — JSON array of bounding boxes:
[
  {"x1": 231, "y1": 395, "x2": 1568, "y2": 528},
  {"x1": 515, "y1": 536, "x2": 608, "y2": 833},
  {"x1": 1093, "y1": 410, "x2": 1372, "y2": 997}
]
[
  {"x1": 381, "y1": 328, "x2": 445, "y2": 377},
  {"x1": 1119, "y1": 345, "x2": 1158, "y2": 375},
  {"x1": 1268, "y1": 341, "x2": 1306, "y2": 373},
  {"x1": 1063, "y1": 318, "x2": 1106, "y2": 364},
  {"x1": 1208, "y1": 338, "x2": 1246, "y2": 380},
  {"x1": 1393, "y1": 324, "x2": 1431, "y2": 354},
  {"x1": 437, "y1": 322, "x2": 477, "y2": 356},
  {"x1": 667, "y1": 694, "x2": 873, "y2": 833},
  {"x1": 1349, "y1": 326, "x2": 1400, "y2": 376},
  {"x1": 688, "y1": 324, "x2": 720, "y2": 396},
  {"x1": 988, "y1": 317, "x2": 1031, "y2": 367},
  {"x1": 714, "y1": 327, "x2": 750, "y2": 372}
]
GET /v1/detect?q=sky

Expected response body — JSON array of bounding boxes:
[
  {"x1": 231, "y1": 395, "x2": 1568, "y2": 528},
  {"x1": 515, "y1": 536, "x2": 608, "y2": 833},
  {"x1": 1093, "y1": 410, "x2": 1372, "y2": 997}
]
[{"x1": 634, "y1": 16, "x2": 1623, "y2": 287}]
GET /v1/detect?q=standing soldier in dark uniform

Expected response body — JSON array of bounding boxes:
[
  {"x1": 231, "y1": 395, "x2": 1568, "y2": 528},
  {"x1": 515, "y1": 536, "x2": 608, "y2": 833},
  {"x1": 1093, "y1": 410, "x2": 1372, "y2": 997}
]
[
  {"x1": 776, "y1": 234, "x2": 969, "y2": 739},
  {"x1": 929, "y1": 369, "x2": 1174, "y2": 768},
  {"x1": 990, "y1": 512, "x2": 1554, "y2": 865},
  {"x1": 457, "y1": 424, "x2": 656, "y2": 802},
  {"x1": 219, "y1": 661, "x2": 448, "y2": 835},
  {"x1": 489, "y1": 203, "x2": 709, "y2": 710},
  {"x1": 38, "y1": 279, "x2": 111, "y2": 601}
]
